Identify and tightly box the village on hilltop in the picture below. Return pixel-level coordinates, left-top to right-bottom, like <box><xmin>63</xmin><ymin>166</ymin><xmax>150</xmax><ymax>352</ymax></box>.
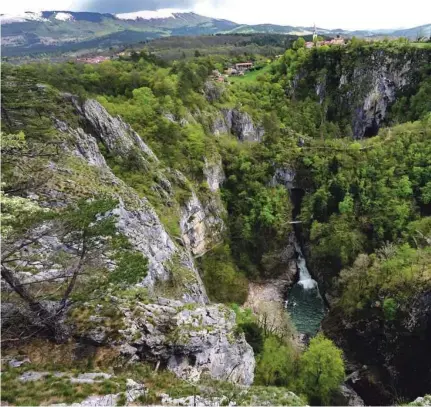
<box><xmin>305</xmin><ymin>24</ymin><xmax>346</xmax><ymax>48</ymax></box>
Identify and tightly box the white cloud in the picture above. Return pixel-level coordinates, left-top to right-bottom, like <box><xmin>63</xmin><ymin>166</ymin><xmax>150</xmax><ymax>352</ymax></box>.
<box><xmin>193</xmin><ymin>0</ymin><xmax>431</xmax><ymax>30</ymax></box>
<box><xmin>1</xmin><ymin>0</ymin><xmax>430</xmax><ymax>30</ymax></box>
<box><xmin>1</xmin><ymin>0</ymin><xmax>77</xmax><ymax>14</ymax></box>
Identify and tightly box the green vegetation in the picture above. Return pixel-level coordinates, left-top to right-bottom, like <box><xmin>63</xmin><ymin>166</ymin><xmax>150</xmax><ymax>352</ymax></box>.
<box><xmin>1</xmin><ymin>38</ymin><xmax>430</xmax><ymax>405</ymax></box>
<box><xmin>199</xmin><ymin>244</ymin><xmax>248</xmax><ymax>303</ymax></box>
<box><xmin>228</xmin><ymin>63</ymin><xmax>273</xmax><ymax>83</ymax></box>
<box><xmin>297</xmin><ymin>333</ymin><xmax>345</xmax><ymax>404</ymax></box>
<box><xmin>255</xmin><ymin>336</ymin><xmax>297</xmax><ymax>386</ymax></box>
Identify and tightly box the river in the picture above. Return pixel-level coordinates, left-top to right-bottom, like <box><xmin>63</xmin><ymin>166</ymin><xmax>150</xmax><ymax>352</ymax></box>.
<box><xmin>285</xmin><ymin>240</ymin><xmax>326</xmax><ymax>336</ymax></box>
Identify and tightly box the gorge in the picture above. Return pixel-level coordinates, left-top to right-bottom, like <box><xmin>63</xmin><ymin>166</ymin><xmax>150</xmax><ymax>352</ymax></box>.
<box><xmin>1</xmin><ymin>37</ymin><xmax>431</xmax><ymax>406</ymax></box>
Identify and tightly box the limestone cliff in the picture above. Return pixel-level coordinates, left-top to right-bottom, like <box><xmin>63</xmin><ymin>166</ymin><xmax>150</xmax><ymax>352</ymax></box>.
<box><xmin>291</xmin><ymin>47</ymin><xmax>431</xmax><ymax>138</ymax></box>
<box><xmin>1</xmin><ymin>95</ymin><xmax>256</xmax><ymax>386</ymax></box>
<box><xmin>212</xmin><ymin>108</ymin><xmax>264</xmax><ymax>142</ymax></box>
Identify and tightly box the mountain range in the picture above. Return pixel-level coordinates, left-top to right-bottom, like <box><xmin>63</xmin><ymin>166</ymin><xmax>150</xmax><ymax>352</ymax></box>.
<box><xmin>1</xmin><ymin>10</ymin><xmax>430</xmax><ymax>57</ymax></box>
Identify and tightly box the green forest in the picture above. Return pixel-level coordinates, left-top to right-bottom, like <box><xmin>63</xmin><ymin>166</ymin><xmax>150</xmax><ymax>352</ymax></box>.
<box><xmin>1</xmin><ymin>38</ymin><xmax>430</xmax><ymax>407</ymax></box>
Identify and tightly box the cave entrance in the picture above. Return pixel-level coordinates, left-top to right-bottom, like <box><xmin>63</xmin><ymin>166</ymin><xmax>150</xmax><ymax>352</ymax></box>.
<box><xmin>363</xmin><ymin>118</ymin><xmax>380</xmax><ymax>138</ymax></box>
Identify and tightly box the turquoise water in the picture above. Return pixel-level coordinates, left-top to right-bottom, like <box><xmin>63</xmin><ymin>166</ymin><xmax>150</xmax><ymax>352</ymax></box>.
<box><xmin>286</xmin><ymin>283</ymin><xmax>326</xmax><ymax>336</ymax></box>
<box><xmin>286</xmin><ymin>243</ymin><xmax>326</xmax><ymax>336</ymax></box>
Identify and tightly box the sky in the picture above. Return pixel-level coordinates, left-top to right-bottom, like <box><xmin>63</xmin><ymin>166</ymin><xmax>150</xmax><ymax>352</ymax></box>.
<box><xmin>1</xmin><ymin>0</ymin><xmax>430</xmax><ymax>30</ymax></box>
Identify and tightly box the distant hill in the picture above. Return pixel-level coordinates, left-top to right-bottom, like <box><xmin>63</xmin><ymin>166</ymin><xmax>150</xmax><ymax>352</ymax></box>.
<box><xmin>1</xmin><ymin>10</ymin><xmax>430</xmax><ymax>57</ymax></box>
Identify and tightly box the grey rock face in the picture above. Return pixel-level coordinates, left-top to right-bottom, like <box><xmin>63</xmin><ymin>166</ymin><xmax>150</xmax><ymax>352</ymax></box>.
<box><xmin>70</xmin><ymin>373</ymin><xmax>112</xmax><ymax>384</ymax></box>
<box><xmin>75</xmin><ymin>99</ymin><xmax>158</xmax><ymax>163</ymax></box>
<box><xmin>180</xmin><ymin>193</ymin><xmax>208</xmax><ymax>256</ymax></box>
<box><xmin>66</xmin><ymin>127</ymin><xmax>108</xmax><ymax>169</ymax></box>
<box><xmin>112</xmin><ymin>199</ymin><xmax>175</xmax><ymax>284</ymax></box>
<box><xmin>204</xmin><ymin>81</ymin><xmax>225</xmax><ymax>102</ymax></box>
<box><xmin>160</xmin><ymin>394</ymin><xmax>235</xmax><ymax>406</ymax></box>
<box><xmin>63</xmin><ymin>100</ymin><xmax>208</xmax><ymax>303</ymax></box>
<box><xmin>180</xmin><ymin>192</ymin><xmax>224</xmax><ymax>256</ymax></box>
<box><xmin>336</xmin><ymin>384</ymin><xmax>365</xmax><ymax>406</ymax></box>
<box><xmin>351</xmin><ymin>60</ymin><xmax>411</xmax><ymax>139</ymax></box>
<box><xmin>119</xmin><ymin>298</ymin><xmax>255</xmax><ymax>386</ymax></box>
<box><xmin>270</xmin><ymin>167</ymin><xmax>296</xmax><ymax>190</ymax></box>
<box><xmin>109</xmin><ymin>198</ymin><xmax>208</xmax><ymax>304</ymax></box>
<box><xmin>8</xmin><ymin>357</ymin><xmax>31</xmax><ymax>368</ymax></box>
<box><xmin>211</xmin><ymin>115</ymin><xmax>230</xmax><ymax>136</ymax></box>
<box><xmin>203</xmin><ymin>157</ymin><xmax>226</xmax><ymax>192</ymax></box>
<box><xmin>212</xmin><ymin>109</ymin><xmax>264</xmax><ymax>142</ymax></box>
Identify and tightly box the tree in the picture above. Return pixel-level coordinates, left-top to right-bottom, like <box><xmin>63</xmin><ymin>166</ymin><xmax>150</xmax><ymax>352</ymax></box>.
<box><xmin>1</xmin><ymin>195</ymin><xmax>123</xmax><ymax>342</ymax></box>
<box><xmin>255</xmin><ymin>336</ymin><xmax>296</xmax><ymax>386</ymax></box>
<box><xmin>298</xmin><ymin>333</ymin><xmax>345</xmax><ymax>404</ymax></box>
<box><xmin>293</xmin><ymin>37</ymin><xmax>306</xmax><ymax>50</ymax></box>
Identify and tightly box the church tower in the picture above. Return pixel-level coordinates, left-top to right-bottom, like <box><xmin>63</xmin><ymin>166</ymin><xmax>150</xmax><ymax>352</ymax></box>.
<box><xmin>313</xmin><ymin>23</ymin><xmax>318</xmax><ymax>42</ymax></box>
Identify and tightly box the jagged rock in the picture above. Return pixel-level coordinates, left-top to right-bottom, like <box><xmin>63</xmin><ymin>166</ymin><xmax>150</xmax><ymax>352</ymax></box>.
<box><xmin>110</xmin><ymin>199</ymin><xmax>207</xmax><ymax>303</ymax></box>
<box><xmin>203</xmin><ymin>157</ymin><xmax>226</xmax><ymax>192</ymax></box>
<box><xmin>20</xmin><ymin>371</ymin><xmax>67</xmax><ymax>382</ymax></box>
<box><xmin>211</xmin><ymin>115</ymin><xmax>230</xmax><ymax>136</ymax></box>
<box><xmin>164</xmin><ymin>113</ymin><xmax>176</xmax><ymax>123</ymax></box>
<box><xmin>69</xmin><ymin>127</ymin><xmax>108</xmax><ymax>168</ymax></box>
<box><xmin>212</xmin><ymin>109</ymin><xmax>264</xmax><ymax>142</ymax></box>
<box><xmin>51</xmin><ymin>394</ymin><xmax>119</xmax><ymax>407</ymax></box>
<box><xmin>411</xmin><ymin>395</ymin><xmax>431</xmax><ymax>406</ymax></box>
<box><xmin>350</xmin><ymin>62</ymin><xmax>410</xmax><ymax>139</ymax></box>
<box><xmin>118</xmin><ymin>298</ymin><xmax>255</xmax><ymax>386</ymax></box>
<box><xmin>70</xmin><ymin>373</ymin><xmax>112</xmax><ymax>384</ymax></box>
<box><xmin>204</xmin><ymin>81</ymin><xmax>225</xmax><ymax>102</ymax></box>
<box><xmin>180</xmin><ymin>193</ymin><xmax>208</xmax><ymax>255</ymax></box>
<box><xmin>334</xmin><ymin>384</ymin><xmax>365</xmax><ymax>406</ymax></box>
<box><xmin>8</xmin><ymin>357</ymin><xmax>31</xmax><ymax>368</ymax></box>
<box><xmin>160</xmin><ymin>394</ymin><xmax>234</xmax><ymax>406</ymax></box>
<box><xmin>180</xmin><ymin>192</ymin><xmax>225</xmax><ymax>256</ymax></box>
<box><xmin>73</xmin><ymin>98</ymin><xmax>158</xmax><ymax>163</ymax></box>
<box><xmin>270</xmin><ymin>168</ymin><xmax>296</xmax><ymax>190</ymax></box>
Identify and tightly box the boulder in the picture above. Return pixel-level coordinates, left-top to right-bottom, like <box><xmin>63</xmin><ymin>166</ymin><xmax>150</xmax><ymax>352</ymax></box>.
<box><xmin>118</xmin><ymin>298</ymin><xmax>255</xmax><ymax>386</ymax></box>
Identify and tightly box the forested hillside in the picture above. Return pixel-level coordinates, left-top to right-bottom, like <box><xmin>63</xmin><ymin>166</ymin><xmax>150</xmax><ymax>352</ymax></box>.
<box><xmin>1</xmin><ymin>39</ymin><xmax>430</xmax><ymax>406</ymax></box>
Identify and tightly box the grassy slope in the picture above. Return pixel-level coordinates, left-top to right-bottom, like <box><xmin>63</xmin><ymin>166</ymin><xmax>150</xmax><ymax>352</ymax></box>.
<box><xmin>228</xmin><ymin>63</ymin><xmax>273</xmax><ymax>83</ymax></box>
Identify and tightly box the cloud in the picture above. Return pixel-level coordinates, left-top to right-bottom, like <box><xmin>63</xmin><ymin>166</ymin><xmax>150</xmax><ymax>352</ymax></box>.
<box><xmin>74</xmin><ymin>0</ymin><xmax>196</xmax><ymax>13</ymax></box>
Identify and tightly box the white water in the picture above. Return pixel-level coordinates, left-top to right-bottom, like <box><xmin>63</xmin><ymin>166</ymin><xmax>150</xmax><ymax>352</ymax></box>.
<box><xmin>294</xmin><ymin>241</ymin><xmax>318</xmax><ymax>290</ymax></box>
<box><xmin>286</xmin><ymin>240</ymin><xmax>325</xmax><ymax>335</ymax></box>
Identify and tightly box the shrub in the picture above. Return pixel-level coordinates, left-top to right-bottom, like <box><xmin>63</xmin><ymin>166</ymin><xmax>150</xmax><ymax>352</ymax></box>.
<box><xmin>241</xmin><ymin>322</ymin><xmax>264</xmax><ymax>355</ymax></box>
<box><xmin>255</xmin><ymin>336</ymin><xmax>296</xmax><ymax>386</ymax></box>
<box><xmin>297</xmin><ymin>333</ymin><xmax>345</xmax><ymax>404</ymax></box>
<box><xmin>199</xmin><ymin>244</ymin><xmax>248</xmax><ymax>304</ymax></box>
<box><xmin>383</xmin><ymin>298</ymin><xmax>397</xmax><ymax>321</ymax></box>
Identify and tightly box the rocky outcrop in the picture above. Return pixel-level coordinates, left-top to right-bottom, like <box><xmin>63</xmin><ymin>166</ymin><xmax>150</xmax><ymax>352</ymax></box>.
<box><xmin>51</xmin><ymin>100</ymin><xmax>210</xmax><ymax>303</ymax></box>
<box><xmin>180</xmin><ymin>192</ymin><xmax>225</xmax><ymax>257</ymax></box>
<box><xmin>72</xmin><ymin>98</ymin><xmax>158</xmax><ymax>163</ymax></box>
<box><xmin>112</xmin><ymin>298</ymin><xmax>255</xmax><ymax>385</ymax></box>
<box><xmin>203</xmin><ymin>157</ymin><xmax>225</xmax><ymax>192</ymax></box>
<box><xmin>270</xmin><ymin>167</ymin><xmax>296</xmax><ymax>190</ymax></box>
<box><xmin>212</xmin><ymin>109</ymin><xmax>264</xmax><ymax>142</ymax></box>
<box><xmin>350</xmin><ymin>59</ymin><xmax>412</xmax><ymax>138</ymax></box>
<box><xmin>293</xmin><ymin>48</ymin><xmax>431</xmax><ymax>138</ymax></box>
<box><xmin>333</xmin><ymin>384</ymin><xmax>365</xmax><ymax>406</ymax></box>
<box><xmin>204</xmin><ymin>81</ymin><xmax>225</xmax><ymax>103</ymax></box>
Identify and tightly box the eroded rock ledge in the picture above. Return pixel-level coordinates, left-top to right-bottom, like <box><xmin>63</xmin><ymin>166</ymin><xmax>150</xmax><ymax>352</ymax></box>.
<box><xmin>84</xmin><ymin>298</ymin><xmax>255</xmax><ymax>386</ymax></box>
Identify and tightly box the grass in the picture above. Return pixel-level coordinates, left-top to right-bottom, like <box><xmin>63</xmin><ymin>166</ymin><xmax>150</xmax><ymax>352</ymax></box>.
<box><xmin>228</xmin><ymin>64</ymin><xmax>273</xmax><ymax>83</ymax></box>
<box><xmin>1</xmin><ymin>339</ymin><xmax>308</xmax><ymax>406</ymax></box>
<box><xmin>0</xmin><ymin>365</ymin><xmax>125</xmax><ymax>406</ymax></box>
